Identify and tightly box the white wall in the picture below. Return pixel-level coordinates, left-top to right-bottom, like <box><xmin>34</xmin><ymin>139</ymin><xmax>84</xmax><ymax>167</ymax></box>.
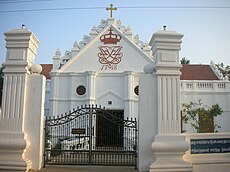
<box><xmin>138</xmin><ymin>73</ymin><xmax>157</xmax><ymax>172</ymax></box>
<box><xmin>24</xmin><ymin>74</ymin><xmax>46</xmax><ymax>170</ymax></box>
<box><xmin>181</xmin><ymin>80</ymin><xmax>230</xmax><ymax>132</ymax></box>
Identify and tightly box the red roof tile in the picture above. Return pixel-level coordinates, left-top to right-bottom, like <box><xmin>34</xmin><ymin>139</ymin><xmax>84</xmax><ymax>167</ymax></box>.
<box><xmin>40</xmin><ymin>64</ymin><xmax>53</xmax><ymax>79</ymax></box>
<box><xmin>40</xmin><ymin>64</ymin><xmax>219</xmax><ymax>80</ymax></box>
<box><xmin>180</xmin><ymin>64</ymin><xmax>219</xmax><ymax>80</ymax></box>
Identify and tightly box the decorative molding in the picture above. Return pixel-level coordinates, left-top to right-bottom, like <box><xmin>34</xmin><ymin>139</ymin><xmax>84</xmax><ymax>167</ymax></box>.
<box><xmin>97</xmin><ymin>90</ymin><xmax>123</xmax><ymax>101</ymax></box>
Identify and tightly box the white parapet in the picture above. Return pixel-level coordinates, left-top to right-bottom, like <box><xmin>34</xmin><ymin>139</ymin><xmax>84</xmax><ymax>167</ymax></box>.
<box><xmin>180</xmin><ymin>80</ymin><xmax>230</xmax><ymax>92</ymax></box>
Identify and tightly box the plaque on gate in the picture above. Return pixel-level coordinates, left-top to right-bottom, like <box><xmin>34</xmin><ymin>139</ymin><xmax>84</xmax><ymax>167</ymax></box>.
<box><xmin>71</xmin><ymin>128</ymin><xmax>86</xmax><ymax>134</ymax></box>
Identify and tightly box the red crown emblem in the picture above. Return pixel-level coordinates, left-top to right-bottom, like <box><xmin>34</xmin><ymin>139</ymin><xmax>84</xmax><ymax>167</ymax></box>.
<box><xmin>100</xmin><ymin>28</ymin><xmax>121</xmax><ymax>44</ymax></box>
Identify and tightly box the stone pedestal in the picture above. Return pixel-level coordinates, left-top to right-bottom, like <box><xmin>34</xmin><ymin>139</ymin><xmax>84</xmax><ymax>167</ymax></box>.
<box><xmin>150</xmin><ymin>134</ymin><xmax>192</xmax><ymax>172</ymax></box>
<box><xmin>0</xmin><ymin>27</ymin><xmax>41</xmax><ymax>172</ymax></box>
<box><xmin>0</xmin><ymin>132</ymin><xmax>28</xmax><ymax>172</ymax></box>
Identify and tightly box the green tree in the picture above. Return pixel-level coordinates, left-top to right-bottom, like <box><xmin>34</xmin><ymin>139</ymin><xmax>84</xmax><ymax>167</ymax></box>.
<box><xmin>180</xmin><ymin>57</ymin><xmax>190</xmax><ymax>64</ymax></box>
<box><xmin>216</xmin><ymin>62</ymin><xmax>230</xmax><ymax>81</ymax></box>
<box><xmin>181</xmin><ymin>99</ymin><xmax>223</xmax><ymax>133</ymax></box>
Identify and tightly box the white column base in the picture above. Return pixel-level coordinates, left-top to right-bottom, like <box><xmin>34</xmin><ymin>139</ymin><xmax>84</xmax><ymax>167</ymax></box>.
<box><xmin>0</xmin><ymin>161</ymin><xmax>28</xmax><ymax>172</ymax></box>
<box><xmin>150</xmin><ymin>134</ymin><xmax>193</xmax><ymax>172</ymax></box>
<box><xmin>0</xmin><ymin>131</ymin><xmax>31</xmax><ymax>172</ymax></box>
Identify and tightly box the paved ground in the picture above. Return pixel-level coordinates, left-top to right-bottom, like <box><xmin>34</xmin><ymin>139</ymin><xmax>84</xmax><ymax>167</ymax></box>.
<box><xmin>37</xmin><ymin>165</ymin><xmax>138</xmax><ymax>172</ymax></box>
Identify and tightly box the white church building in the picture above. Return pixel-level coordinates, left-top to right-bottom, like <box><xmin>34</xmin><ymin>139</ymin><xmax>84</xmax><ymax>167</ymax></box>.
<box><xmin>41</xmin><ymin>17</ymin><xmax>230</xmax><ymax>133</ymax></box>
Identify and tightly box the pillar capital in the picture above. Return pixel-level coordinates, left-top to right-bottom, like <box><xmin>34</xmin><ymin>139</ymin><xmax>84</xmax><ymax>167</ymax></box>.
<box><xmin>150</xmin><ymin>30</ymin><xmax>183</xmax><ymax>52</ymax></box>
<box><xmin>4</xmin><ymin>27</ymin><xmax>40</xmax><ymax>73</ymax></box>
<box><xmin>150</xmin><ymin>29</ymin><xmax>183</xmax><ymax>68</ymax></box>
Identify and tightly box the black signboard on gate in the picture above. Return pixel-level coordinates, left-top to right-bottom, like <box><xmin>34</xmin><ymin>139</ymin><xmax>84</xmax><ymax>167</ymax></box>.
<box><xmin>71</xmin><ymin>128</ymin><xmax>86</xmax><ymax>135</ymax></box>
<box><xmin>190</xmin><ymin>138</ymin><xmax>230</xmax><ymax>154</ymax></box>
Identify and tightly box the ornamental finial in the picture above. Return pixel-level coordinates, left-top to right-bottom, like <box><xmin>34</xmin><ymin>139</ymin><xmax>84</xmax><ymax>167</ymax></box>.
<box><xmin>106</xmin><ymin>4</ymin><xmax>117</xmax><ymax>18</ymax></box>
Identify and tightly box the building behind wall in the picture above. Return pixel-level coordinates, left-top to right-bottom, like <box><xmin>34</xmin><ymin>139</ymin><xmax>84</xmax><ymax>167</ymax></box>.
<box><xmin>180</xmin><ymin>63</ymin><xmax>230</xmax><ymax>132</ymax></box>
<box><xmin>40</xmin><ymin>17</ymin><xmax>230</xmax><ymax>133</ymax></box>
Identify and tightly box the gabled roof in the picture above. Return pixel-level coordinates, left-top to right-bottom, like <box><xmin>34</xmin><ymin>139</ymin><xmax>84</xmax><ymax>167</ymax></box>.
<box><xmin>51</xmin><ymin>18</ymin><xmax>154</xmax><ymax>72</ymax></box>
<box><xmin>180</xmin><ymin>64</ymin><xmax>219</xmax><ymax>80</ymax></box>
<box><xmin>41</xmin><ymin>64</ymin><xmax>220</xmax><ymax>81</ymax></box>
<box><xmin>40</xmin><ymin>64</ymin><xmax>52</xmax><ymax>79</ymax></box>
<box><xmin>58</xmin><ymin>24</ymin><xmax>153</xmax><ymax>72</ymax></box>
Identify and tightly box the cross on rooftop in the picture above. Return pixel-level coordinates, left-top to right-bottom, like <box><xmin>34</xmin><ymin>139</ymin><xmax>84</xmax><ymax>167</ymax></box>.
<box><xmin>106</xmin><ymin>4</ymin><xmax>117</xmax><ymax>18</ymax></box>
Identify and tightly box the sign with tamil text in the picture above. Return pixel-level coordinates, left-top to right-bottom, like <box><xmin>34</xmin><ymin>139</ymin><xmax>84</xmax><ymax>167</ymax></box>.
<box><xmin>190</xmin><ymin>138</ymin><xmax>230</xmax><ymax>154</ymax></box>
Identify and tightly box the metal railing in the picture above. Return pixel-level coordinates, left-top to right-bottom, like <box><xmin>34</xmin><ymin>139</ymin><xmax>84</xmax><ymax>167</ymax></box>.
<box><xmin>44</xmin><ymin>104</ymin><xmax>138</xmax><ymax>167</ymax></box>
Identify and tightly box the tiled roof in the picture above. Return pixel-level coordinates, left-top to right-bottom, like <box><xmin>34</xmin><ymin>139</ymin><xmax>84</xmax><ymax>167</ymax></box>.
<box><xmin>180</xmin><ymin>64</ymin><xmax>219</xmax><ymax>80</ymax></box>
<box><xmin>40</xmin><ymin>64</ymin><xmax>53</xmax><ymax>79</ymax></box>
<box><xmin>40</xmin><ymin>64</ymin><xmax>219</xmax><ymax>80</ymax></box>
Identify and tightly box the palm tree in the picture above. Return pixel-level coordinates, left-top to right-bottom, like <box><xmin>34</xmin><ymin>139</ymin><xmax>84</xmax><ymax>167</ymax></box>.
<box><xmin>180</xmin><ymin>57</ymin><xmax>190</xmax><ymax>64</ymax></box>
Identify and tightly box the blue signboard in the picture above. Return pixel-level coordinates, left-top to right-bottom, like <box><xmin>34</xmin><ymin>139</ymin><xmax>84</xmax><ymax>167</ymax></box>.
<box><xmin>190</xmin><ymin>138</ymin><xmax>230</xmax><ymax>154</ymax></box>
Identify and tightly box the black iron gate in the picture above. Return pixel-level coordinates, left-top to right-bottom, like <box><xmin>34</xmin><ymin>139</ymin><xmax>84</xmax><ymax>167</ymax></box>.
<box><xmin>44</xmin><ymin>105</ymin><xmax>138</xmax><ymax>166</ymax></box>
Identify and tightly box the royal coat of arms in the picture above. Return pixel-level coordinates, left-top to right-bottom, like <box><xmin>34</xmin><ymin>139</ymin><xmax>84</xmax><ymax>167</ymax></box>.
<box><xmin>98</xmin><ymin>28</ymin><xmax>123</xmax><ymax>70</ymax></box>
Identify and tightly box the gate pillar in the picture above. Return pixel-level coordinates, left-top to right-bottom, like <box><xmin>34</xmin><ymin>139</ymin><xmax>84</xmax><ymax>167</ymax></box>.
<box><xmin>138</xmin><ymin>28</ymin><xmax>193</xmax><ymax>172</ymax></box>
<box><xmin>0</xmin><ymin>27</ymin><xmax>45</xmax><ymax>171</ymax></box>
<box><xmin>149</xmin><ymin>29</ymin><xmax>192</xmax><ymax>172</ymax></box>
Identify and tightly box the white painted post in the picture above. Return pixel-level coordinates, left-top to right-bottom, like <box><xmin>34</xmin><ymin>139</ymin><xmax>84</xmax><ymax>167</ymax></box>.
<box><xmin>0</xmin><ymin>27</ymin><xmax>45</xmax><ymax>171</ymax></box>
<box><xmin>148</xmin><ymin>29</ymin><xmax>192</xmax><ymax>172</ymax></box>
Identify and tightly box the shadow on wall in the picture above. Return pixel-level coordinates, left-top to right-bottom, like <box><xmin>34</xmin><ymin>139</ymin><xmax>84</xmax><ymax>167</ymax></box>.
<box><xmin>0</xmin><ymin>64</ymin><xmax>4</xmax><ymax>107</ymax></box>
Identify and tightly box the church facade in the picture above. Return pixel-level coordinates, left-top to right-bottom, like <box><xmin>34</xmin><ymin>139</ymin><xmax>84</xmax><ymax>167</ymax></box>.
<box><xmin>41</xmin><ymin>18</ymin><xmax>230</xmax><ymax>133</ymax></box>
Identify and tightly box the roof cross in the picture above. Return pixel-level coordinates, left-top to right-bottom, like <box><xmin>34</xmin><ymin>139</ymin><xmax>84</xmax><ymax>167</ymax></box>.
<box><xmin>106</xmin><ymin>4</ymin><xmax>117</xmax><ymax>18</ymax></box>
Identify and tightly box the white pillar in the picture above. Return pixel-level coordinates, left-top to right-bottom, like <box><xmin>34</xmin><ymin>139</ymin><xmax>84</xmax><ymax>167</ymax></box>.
<box><xmin>86</xmin><ymin>71</ymin><xmax>96</xmax><ymax>105</ymax></box>
<box><xmin>124</xmin><ymin>71</ymin><xmax>134</xmax><ymax>118</ymax></box>
<box><xmin>149</xmin><ymin>29</ymin><xmax>192</xmax><ymax>172</ymax></box>
<box><xmin>69</xmin><ymin>73</ymin><xmax>76</xmax><ymax>109</ymax></box>
<box><xmin>49</xmin><ymin>72</ymin><xmax>60</xmax><ymax>116</ymax></box>
<box><xmin>0</xmin><ymin>28</ymin><xmax>40</xmax><ymax>171</ymax></box>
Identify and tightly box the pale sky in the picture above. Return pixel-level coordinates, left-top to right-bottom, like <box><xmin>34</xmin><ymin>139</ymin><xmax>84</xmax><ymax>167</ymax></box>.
<box><xmin>0</xmin><ymin>0</ymin><xmax>230</xmax><ymax>66</ymax></box>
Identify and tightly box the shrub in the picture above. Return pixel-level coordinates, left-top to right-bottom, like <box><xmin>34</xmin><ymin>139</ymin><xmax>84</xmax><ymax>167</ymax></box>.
<box><xmin>181</xmin><ymin>99</ymin><xmax>223</xmax><ymax>133</ymax></box>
